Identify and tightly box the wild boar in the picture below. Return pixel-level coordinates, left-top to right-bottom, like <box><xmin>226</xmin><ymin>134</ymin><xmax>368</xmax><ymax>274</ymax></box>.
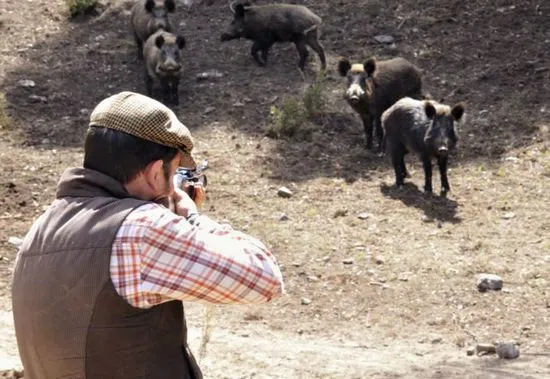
<box><xmin>381</xmin><ymin>97</ymin><xmax>465</xmax><ymax>196</ymax></box>
<box><xmin>220</xmin><ymin>2</ymin><xmax>326</xmax><ymax>71</ymax></box>
<box><xmin>338</xmin><ymin>57</ymin><xmax>422</xmax><ymax>151</ymax></box>
<box><xmin>131</xmin><ymin>0</ymin><xmax>175</xmax><ymax>58</ymax></box>
<box><xmin>143</xmin><ymin>30</ymin><xmax>186</xmax><ymax>105</ymax></box>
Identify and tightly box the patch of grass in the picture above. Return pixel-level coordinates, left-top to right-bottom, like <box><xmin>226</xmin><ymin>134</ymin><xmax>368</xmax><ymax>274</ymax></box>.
<box><xmin>0</xmin><ymin>93</ymin><xmax>10</xmax><ymax>130</ymax></box>
<box><xmin>267</xmin><ymin>97</ymin><xmax>306</xmax><ymax>139</ymax></box>
<box><xmin>267</xmin><ymin>73</ymin><xmax>327</xmax><ymax>139</ymax></box>
<box><xmin>303</xmin><ymin>71</ymin><xmax>327</xmax><ymax>119</ymax></box>
<box><xmin>64</xmin><ymin>0</ymin><xmax>99</xmax><ymax>18</ymax></box>
<box><xmin>198</xmin><ymin>304</ymin><xmax>217</xmax><ymax>363</ymax></box>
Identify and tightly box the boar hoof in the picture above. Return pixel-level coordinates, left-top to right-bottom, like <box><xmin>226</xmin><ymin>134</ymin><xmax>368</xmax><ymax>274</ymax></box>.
<box><xmin>440</xmin><ymin>188</ymin><xmax>449</xmax><ymax>197</ymax></box>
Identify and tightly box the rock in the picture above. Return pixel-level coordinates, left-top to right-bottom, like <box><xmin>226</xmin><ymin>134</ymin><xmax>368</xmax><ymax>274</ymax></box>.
<box><xmin>301</xmin><ymin>297</ymin><xmax>311</xmax><ymax>305</ymax></box>
<box><xmin>421</xmin><ymin>215</ymin><xmax>434</xmax><ymax>223</ymax></box>
<box><xmin>278</xmin><ymin>213</ymin><xmax>289</xmax><ymax>221</ymax></box>
<box><xmin>431</xmin><ymin>337</ymin><xmax>443</xmax><ymax>344</ymax></box>
<box><xmin>233</xmin><ymin>101</ymin><xmax>244</xmax><ymax>107</ymax></box>
<box><xmin>29</xmin><ymin>94</ymin><xmax>47</xmax><ymax>103</ymax></box>
<box><xmin>357</xmin><ymin>212</ymin><xmax>370</xmax><ymax>220</ymax></box>
<box><xmin>374</xmin><ymin>255</ymin><xmax>384</xmax><ymax>264</ymax></box>
<box><xmin>277</xmin><ymin>187</ymin><xmax>293</xmax><ymax>198</ymax></box>
<box><xmin>80</xmin><ymin>108</ymin><xmax>90</xmax><ymax>115</ymax></box>
<box><xmin>477</xmin><ymin>273</ymin><xmax>503</xmax><ymax>292</ymax></box>
<box><xmin>374</xmin><ymin>35</ymin><xmax>395</xmax><ymax>44</ymax></box>
<box><xmin>496</xmin><ymin>343</ymin><xmax>520</xmax><ymax>359</ymax></box>
<box><xmin>476</xmin><ymin>343</ymin><xmax>496</xmax><ymax>355</ymax></box>
<box><xmin>41</xmin><ymin>138</ymin><xmax>51</xmax><ymax>145</ymax></box>
<box><xmin>466</xmin><ymin>346</ymin><xmax>476</xmax><ymax>356</ymax></box>
<box><xmin>18</xmin><ymin>79</ymin><xmax>36</xmax><ymax>87</ymax></box>
<box><xmin>204</xmin><ymin>106</ymin><xmax>215</xmax><ymax>115</ymax></box>
<box><xmin>342</xmin><ymin>258</ymin><xmax>354</xmax><ymax>265</ymax></box>
<box><xmin>8</xmin><ymin>236</ymin><xmax>24</xmax><ymax>247</ymax></box>
<box><xmin>196</xmin><ymin>70</ymin><xmax>224</xmax><ymax>81</ymax></box>
<box><xmin>502</xmin><ymin>212</ymin><xmax>516</xmax><ymax>219</ymax></box>
<box><xmin>333</xmin><ymin>209</ymin><xmax>348</xmax><ymax>218</ymax></box>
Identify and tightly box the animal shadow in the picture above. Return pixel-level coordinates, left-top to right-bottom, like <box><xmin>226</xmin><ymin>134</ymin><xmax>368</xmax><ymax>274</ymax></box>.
<box><xmin>380</xmin><ymin>182</ymin><xmax>462</xmax><ymax>224</ymax></box>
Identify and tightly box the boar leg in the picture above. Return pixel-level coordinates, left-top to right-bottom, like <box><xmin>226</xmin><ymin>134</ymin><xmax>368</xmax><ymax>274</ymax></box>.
<box><xmin>391</xmin><ymin>143</ymin><xmax>407</xmax><ymax>189</ymax></box>
<box><xmin>304</xmin><ymin>31</ymin><xmax>326</xmax><ymax>70</ymax></box>
<box><xmin>437</xmin><ymin>155</ymin><xmax>450</xmax><ymax>196</ymax></box>
<box><xmin>160</xmin><ymin>78</ymin><xmax>171</xmax><ymax>104</ymax></box>
<box><xmin>145</xmin><ymin>70</ymin><xmax>154</xmax><ymax>98</ymax></box>
<box><xmin>422</xmin><ymin>155</ymin><xmax>433</xmax><ymax>193</ymax></box>
<box><xmin>134</xmin><ymin>32</ymin><xmax>143</xmax><ymax>60</ymax></box>
<box><xmin>170</xmin><ymin>77</ymin><xmax>180</xmax><ymax>105</ymax></box>
<box><xmin>373</xmin><ymin>117</ymin><xmax>384</xmax><ymax>153</ymax></box>
<box><xmin>250</xmin><ymin>41</ymin><xmax>266</xmax><ymax>66</ymax></box>
<box><xmin>294</xmin><ymin>38</ymin><xmax>309</xmax><ymax>71</ymax></box>
<box><xmin>360</xmin><ymin>113</ymin><xmax>373</xmax><ymax>149</ymax></box>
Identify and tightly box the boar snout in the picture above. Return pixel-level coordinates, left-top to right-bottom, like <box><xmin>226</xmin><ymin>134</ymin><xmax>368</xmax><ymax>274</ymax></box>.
<box><xmin>346</xmin><ymin>84</ymin><xmax>365</xmax><ymax>103</ymax></box>
<box><xmin>437</xmin><ymin>146</ymin><xmax>449</xmax><ymax>156</ymax></box>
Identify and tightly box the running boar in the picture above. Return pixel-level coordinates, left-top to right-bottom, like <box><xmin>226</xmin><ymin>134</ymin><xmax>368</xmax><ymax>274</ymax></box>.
<box><xmin>143</xmin><ymin>30</ymin><xmax>186</xmax><ymax>105</ymax></box>
<box><xmin>220</xmin><ymin>2</ymin><xmax>326</xmax><ymax>71</ymax></box>
<box><xmin>131</xmin><ymin>0</ymin><xmax>175</xmax><ymax>58</ymax></box>
<box><xmin>382</xmin><ymin>97</ymin><xmax>465</xmax><ymax>196</ymax></box>
<box><xmin>338</xmin><ymin>57</ymin><xmax>422</xmax><ymax>151</ymax></box>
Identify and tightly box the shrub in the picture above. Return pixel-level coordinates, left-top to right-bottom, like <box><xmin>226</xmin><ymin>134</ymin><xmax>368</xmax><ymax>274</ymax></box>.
<box><xmin>267</xmin><ymin>73</ymin><xmax>327</xmax><ymax>139</ymax></box>
<box><xmin>0</xmin><ymin>93</ymin><xmax>10</xmax><ymax>130</ymax></box>
<box><xmin>303</xmin><ymin>71</ymin><xmax>326</xmax><ymax>119</ymax></box>
<box><xmin>65</xmin><ymin>0</ymin><xmax>99</xmax><ymax>18</ymax></box>
<box><xmin>267</xmin><ymin>97</ymin><xmax>306</xmax><ymax>139</ymax></box>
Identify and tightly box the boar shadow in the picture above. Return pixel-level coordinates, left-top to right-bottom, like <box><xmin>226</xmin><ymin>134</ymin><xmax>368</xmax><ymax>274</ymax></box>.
<box><xmin>380</xmin><ymin>183</ymin><xmax>462</xmax><ymax>224</ymax></box>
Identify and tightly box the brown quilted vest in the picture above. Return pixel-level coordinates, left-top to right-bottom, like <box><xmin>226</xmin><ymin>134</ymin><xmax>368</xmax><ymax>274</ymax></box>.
<box><xmin>11</xmin><ymin>168</ymin><xmax>202</xmax><ymax>379</ymax></box>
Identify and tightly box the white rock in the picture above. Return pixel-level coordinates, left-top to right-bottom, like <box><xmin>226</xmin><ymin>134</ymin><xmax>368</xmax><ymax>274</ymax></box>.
<box><xmin>8</xmin><ymin>236</ymin><xmax>24</xmax><ymax>247</ymax></box>
<box><xmin>374</xmin><ymin>35</ymin><xmax>395</xmax><ymax>44</ymax></box>
<box><xmin>477</xmin><ymin>273</ymin><xmax>503</xmax><ymax>292</ymax></box>
<box><xmin>277</xmin><ymin>187</ymin><xmax>293</xmax><ymax>198</ymax></box>
<box><xmin>18</xmin><ymin>79</ymin><xmax>36</xmax><ymax>88</ymax></box>
<box><xmin>502</xmin><ymin>212</ymin><xmax>516</xmax><ymax>219</ymax></box>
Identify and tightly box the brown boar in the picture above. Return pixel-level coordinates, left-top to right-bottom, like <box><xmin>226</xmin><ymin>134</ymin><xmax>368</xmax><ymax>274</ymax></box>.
<box><xmin>131</xmin><ymin>0</ymin><xmax>175</xmax><ymax>58</ymax></box>
<box><xmin>220</xmin><ymin>2</ymin><xmax>326</xmax><ymax>71</ymax></box>
<box><xmin>143</xmin><ymin>30</ymin><xmax>186</xmax><ymax>105</ymax></box>
<box><xmin>338</xmin><ymin>57</ymin><xmax>422</xmax><ymax>151</ymax></box>
<box><xmin>382</xmin><ymin>97</ymin><xmax>465</xmax><ymax>196</ymax></box>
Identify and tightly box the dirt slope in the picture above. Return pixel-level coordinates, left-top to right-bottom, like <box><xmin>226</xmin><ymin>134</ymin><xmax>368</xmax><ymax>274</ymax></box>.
<box><xmin>0</xmin><ymin>0</ymin><xmax>549</xmax><ymax>378</ymax></box>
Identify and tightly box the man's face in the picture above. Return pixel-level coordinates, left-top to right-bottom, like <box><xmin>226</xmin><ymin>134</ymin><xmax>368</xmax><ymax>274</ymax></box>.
<box><xmin>159</xmin><ymin>153</ymin><xmax>182</xmax><ymax>198</ymax></box>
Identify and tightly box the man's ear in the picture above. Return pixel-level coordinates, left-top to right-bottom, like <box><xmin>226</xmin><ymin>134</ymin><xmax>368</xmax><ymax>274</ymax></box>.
<box><xmin>144</xmin><ymin>159</ymin><xmax>165</xmax><ymax>192</ymax></box>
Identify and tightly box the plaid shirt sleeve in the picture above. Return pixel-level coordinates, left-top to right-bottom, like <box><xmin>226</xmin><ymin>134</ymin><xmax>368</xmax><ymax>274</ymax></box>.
<box><xmin>110</xmin><ymin>203</ymin><xmax>284</xmax><ymax>309</ymax></box>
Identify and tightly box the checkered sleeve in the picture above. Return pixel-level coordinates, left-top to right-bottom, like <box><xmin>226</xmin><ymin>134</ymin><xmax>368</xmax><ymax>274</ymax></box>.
<box><xmin>111</xmin><ymin>203</ymin><xmax>284</xmax><ymax>308</ymax></box>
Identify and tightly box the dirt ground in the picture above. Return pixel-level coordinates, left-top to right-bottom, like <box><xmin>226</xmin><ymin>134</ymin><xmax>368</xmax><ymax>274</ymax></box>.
<box><xmin>0</xmin><ymin>0</ymin><xmax>549</xmax><ymax>377</ymax></box>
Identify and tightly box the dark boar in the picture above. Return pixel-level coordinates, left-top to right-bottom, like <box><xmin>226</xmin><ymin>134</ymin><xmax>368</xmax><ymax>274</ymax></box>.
<box><xmin>131</xmin><ymin>0</ymin><xmax>175</xmax><ymax>58</ymax></box>
<box><xmin>220</xmin><ymin>2</ymin><xmax>326</xmax><ymax>71</ymax></box>
<box><xmin>382</xmin><ymin>97</ymin><xmax>465</xmax><ymax>196</ymax></box>
<box><xmin>338</xmin><ymin>57</ymin><xmax>422</xmax><ymax>151</ymax></box>
<box><xmin>143</xmin><ymin>30</ymin><xmax>186</xmax><ymax>105</ymax></box>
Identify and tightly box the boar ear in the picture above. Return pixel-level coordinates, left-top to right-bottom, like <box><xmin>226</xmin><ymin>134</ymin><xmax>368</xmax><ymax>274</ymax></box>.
<box><xmin>337</xmin><ymin>58</ymin><xmax>351</xmax><ymax>77</ymax></box>
<box><xmin>145</xmin><ymin>0</ymin><xmax>155</xmax><ymax>13</ymax></box>
<box><xmin>155</xmin><ymin>35</ymin><xmax>165</xmax><ymax>49</ymax></box>
<box><xmin>364</xmin><ymin>57</ymin><xmax>377</xmax><ymax>77</ymax></box>
<box><xmin>235</xmin><ymin>4</ymin><xmax>245</xmax><ymax>18</ymax></box>
<box><xmin>165</xmin><ymin>0</ymin><xmax>176</xmax><ymax>13</ymax></box>
<box><xmin>424</xmin><ymin>102</ymin><xmax>436</xmax><ymax>119</ymax></box>
<box><xmin>176</xmin><ymin>35</ymin><xmax>186</xmax><ymax>49</ymax></box>
<box><xmin>451</xmin><ymin>103</ymin><xmax>465</xmax><ymax>121</ymax></box>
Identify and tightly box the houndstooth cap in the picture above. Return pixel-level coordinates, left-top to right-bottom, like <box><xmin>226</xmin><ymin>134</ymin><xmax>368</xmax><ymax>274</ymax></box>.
<box><xmin>89</xmin><ymin>91</ymin><xmax>196</xmax><ymax>168</ymax></box>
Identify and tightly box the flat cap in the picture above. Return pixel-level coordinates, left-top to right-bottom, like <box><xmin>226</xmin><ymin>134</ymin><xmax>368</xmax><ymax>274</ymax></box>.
<box><xmin>89</xmin><ymin>91</ymin><xmax>196</xmax><ymax>168</ymax></box>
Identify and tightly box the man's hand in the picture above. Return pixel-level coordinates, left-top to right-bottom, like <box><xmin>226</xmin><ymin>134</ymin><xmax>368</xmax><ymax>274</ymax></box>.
<box><xmin>172</xmin><ymin>182</ymin><xmax>205</xmax><ymax>218</ymax></box>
